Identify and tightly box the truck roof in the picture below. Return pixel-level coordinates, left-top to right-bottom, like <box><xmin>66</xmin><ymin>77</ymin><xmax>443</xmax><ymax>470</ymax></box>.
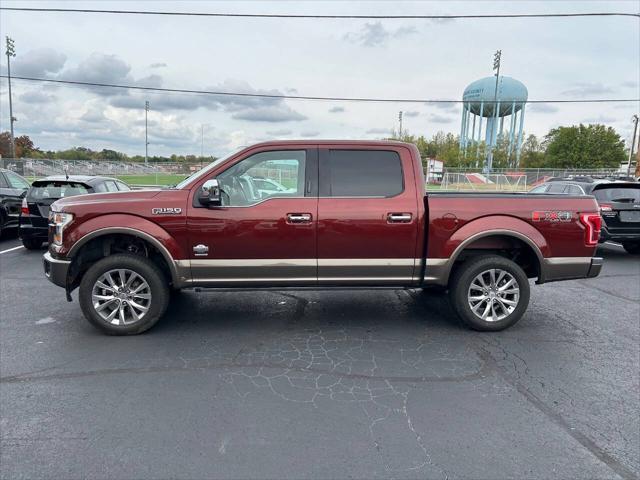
<box><xmin>245</xmin><ymin>139</ymin><xmax>416</xmax><ymax>148</ymax></box>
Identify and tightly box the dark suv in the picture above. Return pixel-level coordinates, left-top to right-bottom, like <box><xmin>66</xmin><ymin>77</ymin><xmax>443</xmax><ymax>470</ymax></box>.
<box><xmin>530</xmin><ymin>178</ymin><xmax>640</xmax><ymax>254</ymax></box>
<box><xmin>19</xmin><ymin>175</ymin><xmax>131</xmax><ymax>249</ymax></box>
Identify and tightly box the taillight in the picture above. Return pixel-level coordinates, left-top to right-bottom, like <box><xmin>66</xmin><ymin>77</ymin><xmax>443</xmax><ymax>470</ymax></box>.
<box><xmin>599</xmin><ymin>203</ymin><xmax>612</xmax><ymax>212</ymax></box>
<box><xmin>579</xmin><ymin>213</ymin><xmax>602</xmax><ymax>247</ymax></box>
<box><xmin>21</xmin><ymin>197</ymin><xmax>29</xmax><ymax>216</ymax></box>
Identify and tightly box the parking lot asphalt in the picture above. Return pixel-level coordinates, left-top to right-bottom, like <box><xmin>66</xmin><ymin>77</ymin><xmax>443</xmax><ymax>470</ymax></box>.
<box><xmin>0</xmin><ymin>235</ymin><xmax>638</xmax><ymax>480</ymax></box>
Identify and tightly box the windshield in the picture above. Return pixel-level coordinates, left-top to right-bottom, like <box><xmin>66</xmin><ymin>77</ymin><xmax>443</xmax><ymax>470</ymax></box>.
<box><xmin>174</xmin><ymin>147</ymin><xmax>244</xmax><ymax>189</ymax></box>
<box><xmin>593</xmin><ymin>186</ymin><xmax>640</xmax><ymax>203</ymax></box>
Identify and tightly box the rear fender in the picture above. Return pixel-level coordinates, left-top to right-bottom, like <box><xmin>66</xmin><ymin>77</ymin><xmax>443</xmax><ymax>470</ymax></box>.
<box><xmin>426</xmin><ymin>215</ymin><xmax>547</xmax><ymax>285</ymax></box>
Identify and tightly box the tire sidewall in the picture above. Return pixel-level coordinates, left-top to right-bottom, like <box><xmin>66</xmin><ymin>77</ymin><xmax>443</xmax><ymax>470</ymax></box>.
<box><xmin>451</xmin><ymin>256</ymin><xmax>530</xmax><ymax>331</ymax></box>
<box><xmin>79</xmin><ymin>254</ymin><xmax>169</xmax><ymax>335</ymax></box>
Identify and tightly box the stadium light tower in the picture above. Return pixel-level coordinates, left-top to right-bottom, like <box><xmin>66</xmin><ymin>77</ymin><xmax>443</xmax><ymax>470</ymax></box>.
<box><xmin>144</xmin><ymin>101</ymin><xmax>150</xmax><ymax>165</ymax></box>
<box><xmin>485</xmin><ymin>50</ymin><xmax>502</xmax><ymax>173</ymax></box>
<box><xmin>5</xmin><ymin>36</ymin><xmax>17</xmax><ymax>159</ymax></box>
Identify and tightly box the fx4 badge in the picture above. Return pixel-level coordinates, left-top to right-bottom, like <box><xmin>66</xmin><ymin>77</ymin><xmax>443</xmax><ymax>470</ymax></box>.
<box><xmin>152</xmin><ymin>207</ymin><xmax>182</xmax><ymax>215</ymax></box>
<box><xmin>532</xmin><ymin>211</ymin><xmax>572</xmax><ymax>222</ymax></box>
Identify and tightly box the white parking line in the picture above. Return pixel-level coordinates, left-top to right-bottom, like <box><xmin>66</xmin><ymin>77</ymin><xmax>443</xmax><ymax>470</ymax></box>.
<box><xmin>0</xmin><ymin>245</ymin><xmax>24</xmax><ymax>255</ymax></box>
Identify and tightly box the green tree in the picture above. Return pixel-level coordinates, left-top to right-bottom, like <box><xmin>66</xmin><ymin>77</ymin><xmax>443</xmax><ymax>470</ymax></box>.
<box><xmin>518</xmin><ymin>134</ymin><xmax>546</xmax><ymax>168</ymax></box>
<box><xmin>543</xmin><ymin>124</ymin><xmax>626</xmax><ymax>169</ymax></box>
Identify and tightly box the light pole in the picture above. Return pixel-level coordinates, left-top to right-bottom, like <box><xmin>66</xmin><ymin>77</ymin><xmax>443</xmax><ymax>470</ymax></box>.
<box><xmin>485</xmin><ymin>50</ymin><xmax>501</xmax><ymax>173</ymax></box>
<box><xmin>5</xmin><ymin>36</ymin><xmax>17</xmax><ymax>159</ymax></box>
<box><xmin>628</xmin><ymin>114</ymin><xmax>639</xmax><ymax>177</ymax></box>
<box><xmin>398</xmin><ymin>111</ymin><xmax>403</xmax><ymax>138</ymax></box>
<box><xmin>144</xmin><ymin>101</ymin><xmax>149</xmax><ymax>164</ymax></box>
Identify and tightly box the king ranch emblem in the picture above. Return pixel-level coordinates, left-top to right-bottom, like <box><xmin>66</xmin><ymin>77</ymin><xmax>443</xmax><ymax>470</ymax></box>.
<box><xmin>531</xmin><ymin>211</ymin><xmax>572</xmax><ymax>222</ymax></box>
<box><xmin>152</xmin><ymin>207</ymin><xmax>182</xmax><ymax>215</ymax></box>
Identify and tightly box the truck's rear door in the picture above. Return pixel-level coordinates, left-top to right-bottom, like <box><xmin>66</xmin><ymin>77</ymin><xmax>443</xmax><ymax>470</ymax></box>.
<box><xmin>317</xmin><ymin>146</ymin><xmax>420</xmax><ymax>285</ymax></box>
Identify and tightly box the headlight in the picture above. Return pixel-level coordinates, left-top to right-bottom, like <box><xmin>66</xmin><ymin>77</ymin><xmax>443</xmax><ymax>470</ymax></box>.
<box><xmin>48</xmin><ymin>211</ymin><xmax>74</xmax><ymax>245</ymax></box>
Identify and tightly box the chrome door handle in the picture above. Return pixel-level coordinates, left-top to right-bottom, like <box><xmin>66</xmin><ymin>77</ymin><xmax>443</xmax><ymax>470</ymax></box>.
<box><xmin>287</xmin><ymin>213</ymin><xmax>312</xmax><ymax>224</ymax></box>
<box><xmin>387</xmin><ymin>213</ymin><xmax>413</xmax><ymax>223</ymax></box>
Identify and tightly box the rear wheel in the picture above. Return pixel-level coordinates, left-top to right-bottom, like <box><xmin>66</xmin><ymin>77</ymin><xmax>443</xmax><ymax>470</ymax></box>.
<box><xmin>622</xmin><ymin>242</ymin><xmax>640</xmax><ymax>254</ymax></box>
<box><xmin>449</xmin><ymin>255</ymin><xmax>530</xmax><ymax>331</ymax></box>
<box><xmin>78</xmin><ymin>254</ymin><xmax>169</xmax><ymax>335</ymax></box>
<box><xmin>21</xmin><ymin>237</ymin><xmax>43</xmax><ymax>250</ymax></box>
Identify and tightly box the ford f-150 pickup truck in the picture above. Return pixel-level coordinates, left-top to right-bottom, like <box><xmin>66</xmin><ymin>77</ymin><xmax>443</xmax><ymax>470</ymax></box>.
<box><xmin>43</xmin><ymin>140</ymin><xmax>603</xmax><ymax>335</ymax></box>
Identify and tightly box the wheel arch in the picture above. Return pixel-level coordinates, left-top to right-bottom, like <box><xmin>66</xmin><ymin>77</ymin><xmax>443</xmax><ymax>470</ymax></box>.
<box><xmin>68</xmin><ymin>227</ymin><xmax>187</xmax><ymax>288</ymax></box>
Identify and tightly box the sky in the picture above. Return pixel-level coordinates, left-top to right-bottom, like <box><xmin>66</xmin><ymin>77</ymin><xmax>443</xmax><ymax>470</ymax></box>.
<box><xmin>0</xmin><ymin>0</ymin><xmax>639</xmax><ymax>157</ymax></box>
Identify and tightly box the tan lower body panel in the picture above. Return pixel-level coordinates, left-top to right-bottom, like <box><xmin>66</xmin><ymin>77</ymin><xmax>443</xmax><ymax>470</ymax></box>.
<box><xmin>179</xmin><ymin>258</ymin><xmax>420</xmax><ymax>286</ymax></box>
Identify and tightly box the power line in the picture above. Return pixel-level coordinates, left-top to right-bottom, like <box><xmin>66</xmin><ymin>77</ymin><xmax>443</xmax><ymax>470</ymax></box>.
<box><xmin>1</xmin><ymin>75</ymin><xmax>638</xmax><ymax>104</ymax></box>
<box><xmin>1</xmin><ymin>7</ymin><xmax>638</xmax><ymax>19</ymax></box>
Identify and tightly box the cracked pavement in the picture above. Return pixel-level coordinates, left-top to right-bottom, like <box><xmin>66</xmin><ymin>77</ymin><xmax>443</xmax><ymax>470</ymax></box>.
<box><xmin>1</xmin><ymin>238</ymin><xmax>638</xmax><ymax>479</ymax></box>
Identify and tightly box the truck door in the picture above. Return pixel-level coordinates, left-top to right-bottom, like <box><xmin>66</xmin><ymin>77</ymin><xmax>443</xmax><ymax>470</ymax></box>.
<box><xmin>317</xmin><ymin>147</ymin><xmax>420</xmax><ymax>285</ymax></box>
<box><xmin>187</xmin><ymin>148</ymin><xmax>318</xmax><ymax>286</ymax></box>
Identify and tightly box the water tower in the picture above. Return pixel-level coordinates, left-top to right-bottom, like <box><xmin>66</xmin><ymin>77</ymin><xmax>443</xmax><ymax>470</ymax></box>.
<box><xmin>460</xmin><ymin>74</ymin><xmax>528</xmax><ymax>170</ymax></box>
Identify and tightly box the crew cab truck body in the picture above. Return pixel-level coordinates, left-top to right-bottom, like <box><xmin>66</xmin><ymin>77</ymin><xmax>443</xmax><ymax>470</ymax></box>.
<box><xmin>43</xmin><ymin>140</ymin><xmax>603</xmax><ymax>334</ymax></box>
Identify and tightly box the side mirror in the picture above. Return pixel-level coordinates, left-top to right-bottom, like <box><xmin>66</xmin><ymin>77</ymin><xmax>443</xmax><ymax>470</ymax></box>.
<box><xmin>198</xmin><ymin>178</ymin><xmax>221</xmax><ymax>206</ymax></box>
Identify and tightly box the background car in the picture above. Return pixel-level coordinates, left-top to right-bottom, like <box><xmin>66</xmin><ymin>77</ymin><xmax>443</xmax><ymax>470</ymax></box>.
<box><xmin>19</xmin><ymin>175</ymin><xmax>131</xmax><ymax>250</ymax></box>
<box><xmin>529</xmin><ymin>177</ymin><xmax>640</xmax><ymax>253</ymax></box>
<box><xmin>0</xmin><ymin>168</ymin><xmax>31</xmax><ymax>237</ymax></box>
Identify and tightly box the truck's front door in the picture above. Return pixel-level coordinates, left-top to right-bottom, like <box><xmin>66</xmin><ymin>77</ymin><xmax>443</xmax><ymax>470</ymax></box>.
<box><xmin>317</xmin><ymin>147</ymin><xmax>420</xmax><ymax>285</ymax></box>
<box><xmin>187</xmin><ymin>148</ymin><xmax>318</xmax><ymax>286</ymax></box>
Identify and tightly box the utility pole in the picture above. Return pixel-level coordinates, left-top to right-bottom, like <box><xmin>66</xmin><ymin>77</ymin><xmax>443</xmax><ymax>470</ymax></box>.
<box><xmin>485</xmin><ymin>49</ymin><xmax>501</xmax><ymax>173</ymax></box>
<box><xmin>5</xmin><ymin>36</ymin><xmax>17</xmax><ymax>159</ymax></box>
<box><xmin>200</xmin><ymin>124</ymin><xmax>205</xmax><ymax>169</ymax></box>
<box><xmin>144</xmin><ymin>101</ymin><xmax>149</xmax><ymax>164</ymax></box>
<box><xmin>398</xmin><ymin>111</ymin><xmax>403</xmax><ymax>138</ymax></box>
<box><xmin>627</xmin><ymin>114</ymin><xmax>639</xmax><ymax>177</ymax></box>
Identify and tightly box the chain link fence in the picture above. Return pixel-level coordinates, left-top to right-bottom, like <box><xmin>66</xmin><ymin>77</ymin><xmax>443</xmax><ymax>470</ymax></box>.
<box><xmin>0</xmin><ymin>158</ymin><xmax>202</xmax><ymax>186</ymax></box>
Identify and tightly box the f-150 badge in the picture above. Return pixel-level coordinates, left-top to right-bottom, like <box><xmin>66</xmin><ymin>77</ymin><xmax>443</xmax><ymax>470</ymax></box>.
<box><xmin>152</xmin><ymin>207</ymin><xmax>182</xmax><ymax>215</ymax></box>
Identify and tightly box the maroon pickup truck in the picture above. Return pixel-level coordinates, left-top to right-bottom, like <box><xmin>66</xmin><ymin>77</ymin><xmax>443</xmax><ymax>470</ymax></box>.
<box><xmin>43</xmin><ymin>140</ymin><xmax>603</xmax><ymax>335</ymax></box>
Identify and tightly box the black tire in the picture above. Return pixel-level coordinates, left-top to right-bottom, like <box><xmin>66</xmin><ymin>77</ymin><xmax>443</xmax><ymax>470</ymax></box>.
<box><xmin>449</xmin><ymin>255</ymin><xmax>530</xmax><ymax>332</ymax></box>
<box><xmin>21</xmin><ymin>237</ymin><xmax>43</xmax><ymax>250</ymax></box>
<box><xmin>78</xmin><ymin>254</ymin><xmax>169</xmax><ymax>335</ymax></box>
<box><xmin>622</xmin><ymin>242</ymin><xmax>640</xmax><ymax>255</ymax></box>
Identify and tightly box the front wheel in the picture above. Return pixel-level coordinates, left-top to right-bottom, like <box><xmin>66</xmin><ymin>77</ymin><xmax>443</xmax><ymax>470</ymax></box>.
<box><xmin>449</xmin><ymin>255</ymin><xmax>530</xmax><ymax>331</ymax></box>
<box><xmin>78</xmin><ymin>254</ymin><xmax>169</xmax><ymax>335</ymax></box>
<box><xmin>622</xmin><ymin>242</ymin><xmax>640</xmax><ymax>254</ymax></box>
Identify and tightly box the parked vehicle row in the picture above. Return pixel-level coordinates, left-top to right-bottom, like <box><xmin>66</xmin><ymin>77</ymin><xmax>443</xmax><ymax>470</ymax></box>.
<box><xmin>19</xmin><ymin>176</ymin><xmax>131</xmax><ymax>249</ymax></box>
<box><xmin>530</xmin><ymin>178</ymin><xmax>640</xmax><ymax>254</ymax></box>
<box><xmin>42</xmin><ymin>140</ymin><xmax>605</xmax><ymax>335</ymax></box>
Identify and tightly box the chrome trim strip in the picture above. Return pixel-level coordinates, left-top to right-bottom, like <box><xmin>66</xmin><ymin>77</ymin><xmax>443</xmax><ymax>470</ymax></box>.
<box><xmin>185</xmin><ymin>258</ymin><xmax>418</xmax><ymax>267</ymax></box>
<box><xmin>184</xmin><ymin>277</ymin><xmax>413</xmax><ymax>284</ymax></box>
<box><xmin>190</xmin><ymin>259</ymin><xmax>316</xmax><ymax>268</ymax></box>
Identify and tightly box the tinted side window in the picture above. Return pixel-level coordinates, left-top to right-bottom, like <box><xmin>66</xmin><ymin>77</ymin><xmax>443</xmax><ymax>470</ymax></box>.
<box><xmin>4</xmin><ymin>171</ymin><xmax>30</xmax><ymax>189</ymax></box>
<box><xmin>547</xmin><ymin>183</ymin><xmax>566</xmax><ymax>193</ymax></box>
<box><xmin>529</xmin><ymin>185</ymin><xmax>548</xmax><ymax>193</ymax></box>
<box><xmin>323</xmin><ymin>150</ymin><xmax>403</xmax><ymax>197</ymax></box>
<box><xmin>103</xmin><ymin>181</ymin><xmax>119</xmax><ymax>192</ymax></box>
<box><xmin>116</xmin><ymin>181</ymin><xmax>131</xmax><ymax>191</ymax></box>
<box><xmin>564</xmin><ymin>185</ymin><xmax>583</xmax><ymax>195</ymax></box>
<box><xmin>0</xmin><ymin>173</ymin><xmax>8</xmax><ymax>188</ymax></box>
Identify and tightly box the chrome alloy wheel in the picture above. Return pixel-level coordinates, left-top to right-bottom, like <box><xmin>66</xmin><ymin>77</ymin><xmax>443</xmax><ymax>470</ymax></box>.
<box><xmin>91</xmin><ymin>269</ymin><xmax>152</xmax><ymax>325</ymax></box>
<box><xmin>467</xmin><ymin>268</ymin><xmax>520</xmax><ymax>322</ymax></box>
